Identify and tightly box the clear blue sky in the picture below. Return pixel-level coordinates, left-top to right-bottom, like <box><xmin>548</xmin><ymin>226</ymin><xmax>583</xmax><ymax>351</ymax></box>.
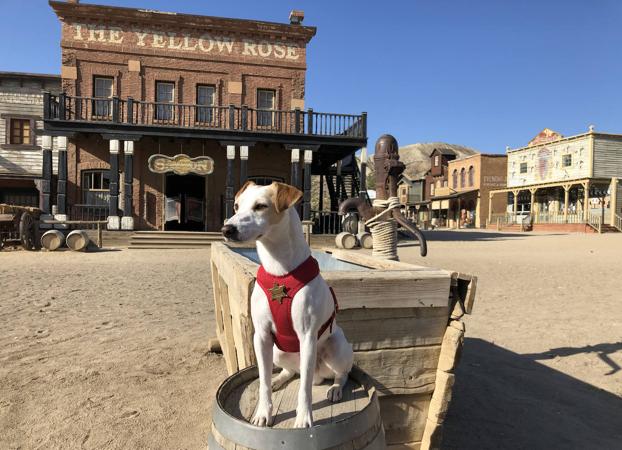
<box><xmin>1</xmin><ymin>0</ymin><xmax>621</xmax><ymax>153</ymax></box>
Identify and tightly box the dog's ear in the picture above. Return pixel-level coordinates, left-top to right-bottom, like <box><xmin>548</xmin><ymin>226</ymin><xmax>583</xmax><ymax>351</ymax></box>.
<box><xmin>272</xmin><ymin>182</ymin><xmax>303</xmax><ymax>213</ymax></box>
<box><xmin>235</xmin><ymin>180</ymin><xmax>256</xmax><ymax>200</ymax></box>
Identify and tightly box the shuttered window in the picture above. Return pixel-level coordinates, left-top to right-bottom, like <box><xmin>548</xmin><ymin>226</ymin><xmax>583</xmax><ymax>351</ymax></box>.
<box><xmin>156</xmin><ymin>81</ymin><xmax>175</xmax><ymax>121</ymax></box>
<box><xmin>196</xmin><ymin>85</ymin><xmax>215</xmax><ymax>123</ymax></box>
<box><xmin>93</xmin><ymin>77</ymin><xmax>113</xmax><ymax>117</ymax></box>
<box><xmin>257</xmin><ymin>89</ymin><xmax>275</xmax><ymax>127</ymax></box>
<box><xmin>9</xmin><ymin>119</ymin><xmax>31</xmax><ymax>145</ymax></box>
<box><xmin>82</xmin><ymin>170</ymin><xmax>111</xmax><ymax>205</ymax></box>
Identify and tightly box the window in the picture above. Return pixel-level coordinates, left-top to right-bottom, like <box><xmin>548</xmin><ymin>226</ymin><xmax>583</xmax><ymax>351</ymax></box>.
<box><xmin>93</xmin><ymin>76</ymin><xmax>113</xmax><ymax>117</ymax></box>
<box><xmin>155</xmin><ymin>81</ymin><xmax>175</xmax><ymax>121</ymax></box>
<box><xmin>196</xmin><ymin>85</ymin><xmax>215</xmax><ymax>123</ymax></box>
<box><xmin>257</xmin><ymin>89</ymin><xmax>275</xmax><ymax>127</ymax></box>
<box><xmin>434</xmin><ymin>155</ymin><xmax>440</xmax><ymax>167</ymax></box>
<box><xmin>443</xmin><ymin>180</ymin><xmax>447</xmax><ymax>187</ymax></box>
<box><xmin>520</xmin><ymin>162</ymin><xmax>528</xmax><ymax>174</ymax></box>
<box><xmin>468</xmin><ymin>166</ymin><xmax>475</xmax><ymax>187</ymax></box>
<box><xmin>460</xmin><ymin>168</ymin><xmax>466</xmax><ymax>188</ymax></box>
<box><xmin>9</xmin><ymin>118</ymin><xmax>31</xmax><ymax>145</ymax></box>
<box><xmin>82</xmin><ymin>170</ymin><xmax>110</xmax><ymax>205</ymax></box>
<box><xmin>430</xmin><ymin>183</ymin><xmax>435</xmax><ymax>196</ymax></box>
<box><xmin>452</xmin><ymin>169</ymin><xmax>458</xmax><ymax>188</ymax></box>
<box><xmin>562</xmin><ymin>154</ymin><xmax>572</xmax><ymax>167</ymax></box>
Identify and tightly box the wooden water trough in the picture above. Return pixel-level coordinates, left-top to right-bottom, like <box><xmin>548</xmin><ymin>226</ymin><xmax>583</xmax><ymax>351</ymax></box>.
<box><xmin>210</xmin><ymin>243</ymin><xmax>477</xmax><ymax>450</ymax></box>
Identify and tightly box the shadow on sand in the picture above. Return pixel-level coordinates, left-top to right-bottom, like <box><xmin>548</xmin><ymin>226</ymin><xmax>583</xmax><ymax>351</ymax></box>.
<box><xmin>442</xmin><ymin>338</ymin><xmax>622</xmax><ymax>450</ymax></box>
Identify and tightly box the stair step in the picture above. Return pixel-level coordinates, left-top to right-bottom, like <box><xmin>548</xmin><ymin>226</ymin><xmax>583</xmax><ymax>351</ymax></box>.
<box><xmin>128</xmin><ymin>230</ymin><xmax>223</xmax><ymax>249</ymax></box>
<box><xmin>131</xmin><ymin>235</ymin><xmax>221</xmax><ymax>241</ymax></box>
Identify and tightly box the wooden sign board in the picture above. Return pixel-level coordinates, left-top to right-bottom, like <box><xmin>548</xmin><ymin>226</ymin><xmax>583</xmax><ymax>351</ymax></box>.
<box><xmin>148</xmin><ymin>154</ymin><xmax>214</xmax><ymax>176</ymax></box>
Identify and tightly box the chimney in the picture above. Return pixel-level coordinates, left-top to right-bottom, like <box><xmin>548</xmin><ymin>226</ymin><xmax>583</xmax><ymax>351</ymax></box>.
<box><xmin>289</xmin><ymin>10</ymin><xmax>304</xmax><ymax>25</ymax></box>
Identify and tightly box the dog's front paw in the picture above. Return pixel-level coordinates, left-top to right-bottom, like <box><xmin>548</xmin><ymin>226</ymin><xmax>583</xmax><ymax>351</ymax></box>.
<box><xmin>326</xmin><ymin>384</ymin><xmax>343</xmax><ymax>403</ymax></box>
<box><xmin>251</xmin><ymin>404</ymin><xmax>273</xmax><ymax>427</ymax></box>
<box><xmin>294</xmin><ymin>409</ymin><xmax>314</xmax><ymax>428</ymax></box>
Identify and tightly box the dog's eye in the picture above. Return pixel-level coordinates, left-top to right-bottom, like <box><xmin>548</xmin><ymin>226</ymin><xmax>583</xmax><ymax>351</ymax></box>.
<box><xmin>234</xmin><ymin>203</ymin><xmax>239</xmax><ymax>212</ymax></box>
<box><xmin>253</xmin><ymin>203</ymin><xmax>268</xmax><ymax>211</ymax></box>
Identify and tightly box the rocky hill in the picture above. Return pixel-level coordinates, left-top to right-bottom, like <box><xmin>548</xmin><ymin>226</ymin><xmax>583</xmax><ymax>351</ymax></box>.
<box><xmin>398</xmin><ymin>142</ymin><xmax>479</xmax><ymax>179</ymax></box>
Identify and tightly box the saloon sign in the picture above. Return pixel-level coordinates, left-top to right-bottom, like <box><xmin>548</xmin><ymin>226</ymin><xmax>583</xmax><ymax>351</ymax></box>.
<box><xmin>148</xmin><ymin>154</ymin><xmax>214</xmax><ymax>176</ymax></box>
<box><xmin>68</xmin><ymin>23</ymin><xmax>302</xmax><ymax>61</ymax></box>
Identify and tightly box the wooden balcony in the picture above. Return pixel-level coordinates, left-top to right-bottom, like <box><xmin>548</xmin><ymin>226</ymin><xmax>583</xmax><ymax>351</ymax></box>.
<box><xmin>43</xmin><ymin>93</ymin><xmax>367</xmax><ymax>147</ymax></box>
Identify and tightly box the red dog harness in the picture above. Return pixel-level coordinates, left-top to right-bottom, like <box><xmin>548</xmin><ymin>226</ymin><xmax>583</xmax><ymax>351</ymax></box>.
<box><xmin>256</xmin><ymin>256</ymin><xmax>338</xmax><ymax>353</ymax></box>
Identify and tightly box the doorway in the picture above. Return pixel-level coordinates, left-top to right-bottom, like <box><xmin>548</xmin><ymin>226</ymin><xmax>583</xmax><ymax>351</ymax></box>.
<box><xmin>164</xmin><ymin>174</ymin><xmax>205</xmax><ymax>231</ymax></box>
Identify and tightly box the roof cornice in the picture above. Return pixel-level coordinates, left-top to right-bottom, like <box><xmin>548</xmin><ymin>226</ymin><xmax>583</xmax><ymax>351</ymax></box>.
<box><xmin>49</xmin><ymin>1</ymin><xmax>317</xmax><ymax>43</ymax></box>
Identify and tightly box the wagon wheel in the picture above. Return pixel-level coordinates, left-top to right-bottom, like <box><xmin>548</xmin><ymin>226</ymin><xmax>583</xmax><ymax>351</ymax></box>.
<box><xmin>19</xmin><ymin>212</ymin><xmax>37</xmax><ymax>251</ymax></box>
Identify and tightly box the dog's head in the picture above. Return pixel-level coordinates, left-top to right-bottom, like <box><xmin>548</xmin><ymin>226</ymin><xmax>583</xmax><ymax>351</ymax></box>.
<box><xmin>221</xmin><ymin>181</ymin><xmax>303</xmax><ymax>242</ymax></box>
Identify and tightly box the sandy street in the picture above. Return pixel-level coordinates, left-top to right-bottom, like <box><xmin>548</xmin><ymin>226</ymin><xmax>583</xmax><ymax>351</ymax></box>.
<box><xmin>1</xmin><ymin>231</ymin><xmax>621</xmax><ymax>449</ymax></box>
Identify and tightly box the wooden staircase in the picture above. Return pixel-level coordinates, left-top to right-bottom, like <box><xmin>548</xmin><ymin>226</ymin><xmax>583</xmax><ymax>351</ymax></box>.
<box><xmin>129</xmin><ymin>231</ymin><xmax>223</xmax><ymax>249</ymax></box>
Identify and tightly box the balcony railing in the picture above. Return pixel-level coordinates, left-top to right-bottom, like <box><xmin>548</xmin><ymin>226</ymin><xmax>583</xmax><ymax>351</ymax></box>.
<box><xmin>44</xmin><ymin>93</ymin><xmax>367</xmax><ymax>138</ymax></box>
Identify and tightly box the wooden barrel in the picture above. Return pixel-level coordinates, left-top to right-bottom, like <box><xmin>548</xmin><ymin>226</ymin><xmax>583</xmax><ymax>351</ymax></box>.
<box><xmin>335</xmin><ymin>232</ymin><xmax>357</xmax><ymax>249</ymax></box>
<box><xmin>357</xmin><ymin>232</ymin><xmax>373</xmax><ymax>249</ymax></box>
<box><xmin>41</xmin><ymin>230</ymin><xmax>65</xmax><ymax>251</ymax></box>
<box><xmin>209</xmin><ymin>366</ymin><xmax>385</xmax><ymax>450</ymax></box>
<box><xmin>66</xmin><ymin>230</ymin><xmax>90</xmax><ymax>252</ymax></box>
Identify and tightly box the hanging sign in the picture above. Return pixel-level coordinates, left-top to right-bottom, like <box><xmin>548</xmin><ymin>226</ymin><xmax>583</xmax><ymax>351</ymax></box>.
<box><xmin>148</xmin><ymin>154</ymin><xmax>214</xmax><ymax>176</ymax></box>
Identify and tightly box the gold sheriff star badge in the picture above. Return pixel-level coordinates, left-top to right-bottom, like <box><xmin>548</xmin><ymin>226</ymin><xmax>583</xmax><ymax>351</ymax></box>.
<box><xmin>268</xmin><ymin>282</ymin><xmax>287</xmax><ymax>304</ymax></box>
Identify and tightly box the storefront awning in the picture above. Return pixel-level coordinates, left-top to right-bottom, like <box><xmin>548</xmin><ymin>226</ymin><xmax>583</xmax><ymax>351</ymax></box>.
<box><xmin>430</xmin><ymin>188</ymin><xmax>478</xmax><ymax>201</ymax></box>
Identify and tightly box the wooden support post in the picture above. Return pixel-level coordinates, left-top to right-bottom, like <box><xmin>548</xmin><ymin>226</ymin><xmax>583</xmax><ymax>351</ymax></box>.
<box><xmin>359</xmin><ymin>146</ymin><xmax>368</xmax><ymax>199</ymax></box>
<box><xmin>56</xmin><ymin>136</ymin><xmax>68</xmax><ymax>218</ymax></box>
<box><xmin>609</xmin><ymin>178</ymin><xmax>618</xmax><ymax>226</ymax></box>
<box><xmin>529</xmin><ymin>188</ymin><xmax>537</xmax><ymax>223</ymax></box>
<box><xmin>512</xmin><ymin>190</ymin><xmax>519</xmax><ymax>223</ymax></box>
<box><xmin>97</xmin><ymin>222</ymin><xmax>103</xmax><ymax>248</ymax></box>
<box><xmin>583</xmin><ymin>180</ymin><xmax>590</xmax><ymax>222</ymax></box>
<box><xmin>563</xmin><ymin>184</ymin><xmax>570</xmax><ymax>223</ymax></box>
<box><xmin>40</xmin><ymin>135</ymin><xmax>53</xmax><ymax>215</ymax></box>
<box><xmin>487</xmin><ymin>192</ymin><xmax>493</xmax><ymax>226</ymax></box>
<box><xmin>475</xmin><ymin>193</ymin><xmax>481</xmax><ymax>228</ymax></box>
<box><xmin>239</xmin><ymin>145</ymin><xmax>248</xmax><ymax>186</ymax></box>
<box><xmin>122</xmin><ymin>141</ymin><xmax>134</xmax><ymax>230</ymax></box>
<box><xmin>290</xmin><ymin>148</ymin><xmax>300</xmax><ymax>189</ymax></box>
<box><xmin>319</xmin><ymin>174</ymin><xmax>324</xmax><ymax>211</ymax></box>
<box><xmin>225</xmin><ymin>145</ymin><xmax>235</xmax><ymax>220</ymax></box>
<box><xmin>107</xmin><ymin>139</ymin><xmax>120</xmax><ymax>230</ymax></box>
<box><xmin>303</xmin><ymin>150</ymin><xmax>313</xmax><ymax>220</ymax></box>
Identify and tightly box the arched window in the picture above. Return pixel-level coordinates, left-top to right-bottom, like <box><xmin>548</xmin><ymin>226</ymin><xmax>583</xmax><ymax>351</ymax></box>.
<box><xmin>452</xmin><ymin>169</ymin><xmax>458</xmax><ymax>188</ymax></box>
<box><xmin>460</xmin><ymin>168</ymin><xmax>466</xmax><ymax>188</ymax></box>
<box><xmin>468</xmin><ymin>166</ymin><xmax>475</xmax><ymax>187</ymax></box>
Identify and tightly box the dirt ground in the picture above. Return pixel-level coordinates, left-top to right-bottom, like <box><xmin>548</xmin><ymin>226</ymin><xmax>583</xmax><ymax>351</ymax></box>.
<box><xmin>1</xmin><ymin>230</ymin><xmax>621</xmax><ymax>449</ymax></box>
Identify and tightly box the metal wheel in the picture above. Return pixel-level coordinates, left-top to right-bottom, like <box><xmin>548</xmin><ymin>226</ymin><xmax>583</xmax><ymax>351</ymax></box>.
<box><xmin>19</xmin><ymin>212</ymin><xmax>37</xmax><ymax>250</ymax></box>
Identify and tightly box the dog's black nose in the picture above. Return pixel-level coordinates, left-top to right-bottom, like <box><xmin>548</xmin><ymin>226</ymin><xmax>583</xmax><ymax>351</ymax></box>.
<box><xmin>221</xmin><ymin>224</ymin><xmax>238</xmax><ymax>239</ymax></box>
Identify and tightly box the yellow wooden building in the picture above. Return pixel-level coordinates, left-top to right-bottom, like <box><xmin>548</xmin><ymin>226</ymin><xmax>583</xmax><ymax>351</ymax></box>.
<box><xmin>489</xmin><ymin>128</ymin><xmax>622</xmax><ymax>232</ymax></box>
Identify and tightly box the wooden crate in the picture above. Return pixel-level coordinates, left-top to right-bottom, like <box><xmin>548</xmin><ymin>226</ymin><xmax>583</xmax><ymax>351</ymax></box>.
<box><xmin>210</xmin><ymin>243</ymin><xmax>476</xmax><ymax>450</ymax></box>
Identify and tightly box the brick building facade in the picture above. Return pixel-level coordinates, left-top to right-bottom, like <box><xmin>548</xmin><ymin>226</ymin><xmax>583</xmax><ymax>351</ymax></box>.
<box><xmin>43</xmin><ymin>1</ymin><xmax>367</xmax><ymax>231</ymax></box>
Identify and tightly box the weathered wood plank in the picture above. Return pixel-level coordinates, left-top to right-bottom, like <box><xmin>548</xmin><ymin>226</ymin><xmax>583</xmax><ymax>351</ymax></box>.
<box><xmin>327</xmin><ymin>249</ymin><xmax>437</xmax><ymax>271</ymax></box>
<box><xmin>216</xmin><ymin>273</ymin><xmax>238</xmax><ymax>374</ymax></box>
<box><xmin>326</xmin><ymin>271</ymin><xmax>451</xmax><ymax>309</ymax></box>
<box><xmin>427</xmin><ymin>370</ymin><xmax>454</xmax><ymax>424</ymax></box>
<box><xmin>388</xmin><ymin>441</ymin><xmax>421</xmax><ymax>450</ymax></box>
<box><xmin>354</xmin><ymin>346</ymin><xmax>441</xmax><ymax>395</ymax></box>
<box><xmin>380</xmin><ymin>393</ymin><xmax>431</xmax><ymax>445</ymax></box>
<box><xmin>338</xmin><ymin>307</ymin><xmax>450</xmax><ymax>351</ymax></box>
<box><xmin>437</xmin><ymin>323</ymin><xmax>464</xmax><ymax>373</ymax></box>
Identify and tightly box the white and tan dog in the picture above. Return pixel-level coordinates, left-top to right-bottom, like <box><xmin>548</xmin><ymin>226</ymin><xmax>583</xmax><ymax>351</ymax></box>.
<box><xmin>222</xmin><ymin>181</ymin><xmax>353</xmax><ymax>428</ymax></box>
